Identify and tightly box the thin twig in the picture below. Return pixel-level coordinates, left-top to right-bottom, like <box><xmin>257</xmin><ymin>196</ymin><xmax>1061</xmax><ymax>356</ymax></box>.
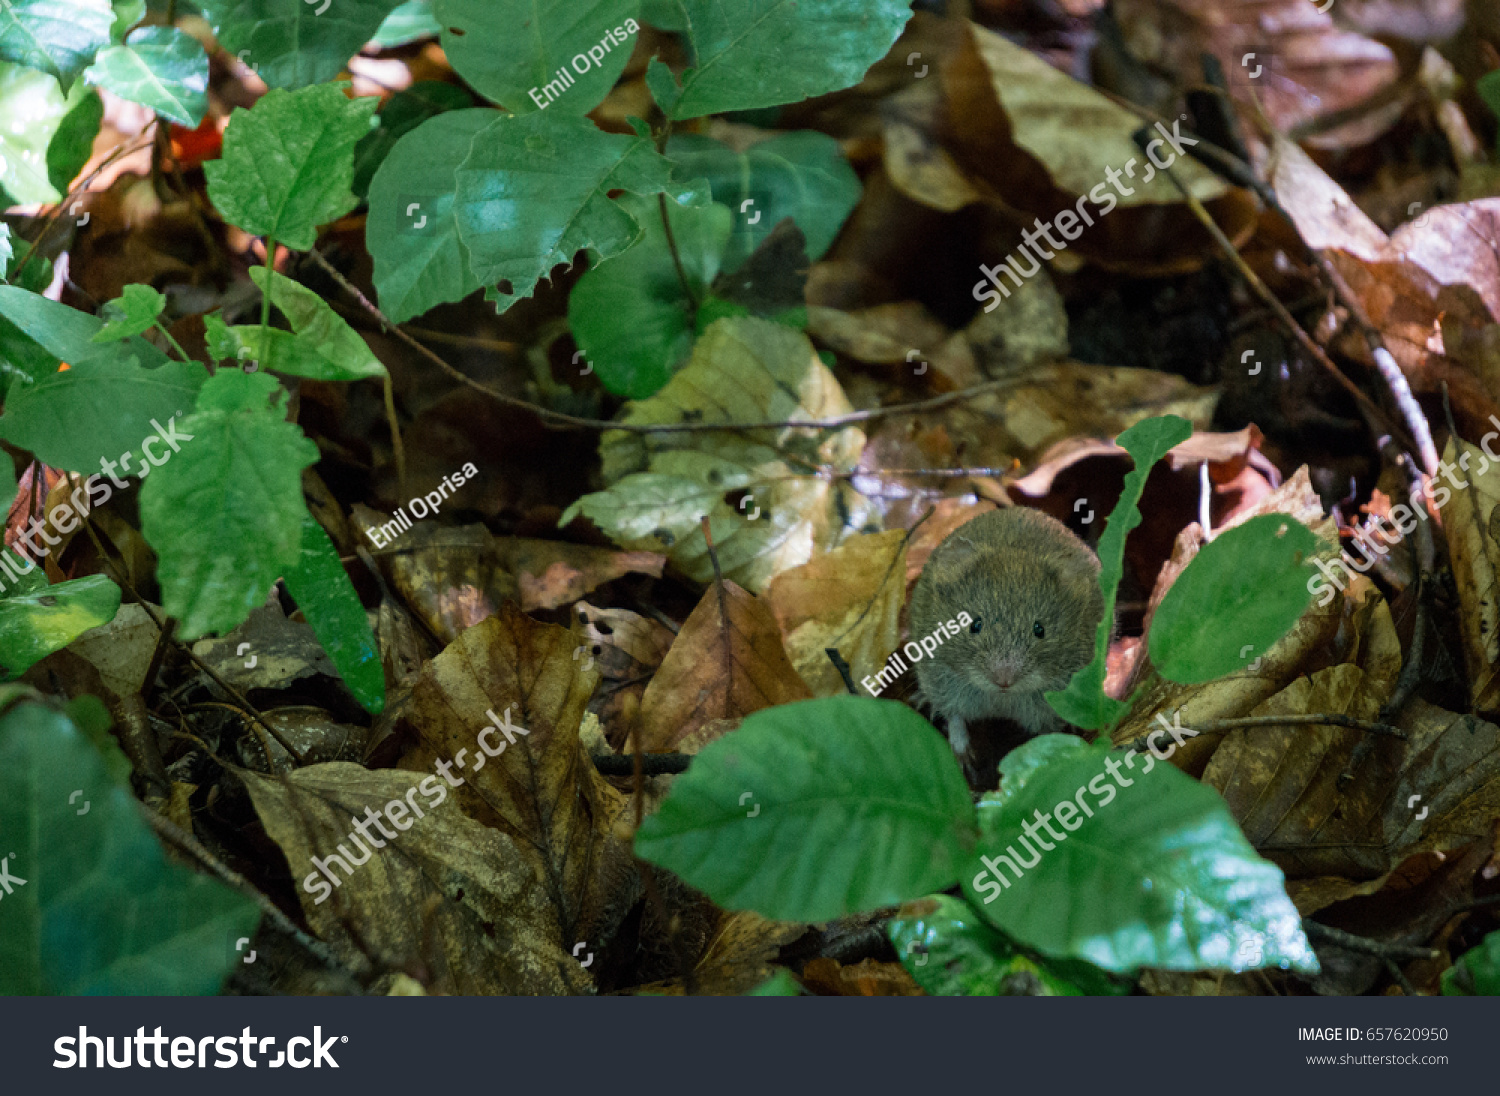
<box><xmin>141</xmin><ymin>803</ymin><xmax>362</xmax><ymax>988</ymax></box>
<box><xmin>12</xmin><ymin>128</ymin><xmax>160</xmax><ymax>281</ymax></box>
<box><xmin>1303</xmin><ymin>920</ymin><xmax>1440</xmax><ymax>962</ymax></box>
<box><xmin>825</xmin><ymin>649</ymin><xmax>858</xmax><ymax>695</ymax></box>
<box><xmin>1127</xmin><ymin>712</ymin><xmax>1406</xmax><ymax>754</ymax></box>
<box><xmin>593</xmin><ymin>752</ymin><xmax>690</xmax><ymax>776</ymax></box>
<box><xmin>1137</xmin><ymin>129</ymin><xmax>1408</xmax><ymax>451</ymax></box>
<box><xmin>68</xmin><ymin>485</ymin><xmax>307</xmax><ymax>763</ymax></box>
<box><xmin>309</xmin><ymin>246</ymin><xmax>1025</xmax><ymax>435</ymax></box>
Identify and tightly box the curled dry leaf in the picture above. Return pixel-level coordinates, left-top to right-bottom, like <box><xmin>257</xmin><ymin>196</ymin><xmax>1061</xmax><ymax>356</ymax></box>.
<box><xmin>492</xmin><ymin>537</ymin><xmax>665</xmax><ymax>612</ymax></box>
<box><xmin>881</xmin><ymin>80</ymin><xmax>982</xmax><ymax>213</ymax></box>
<box><xmin>1439</xmin><ymin>435</ymin><xmax>1500</xmax><ymax>711</ymax></box>
<box><xmin>242</xmin><ymin>763</ymin><xmax>584</xmax><ymax>995</ymax></box>
<box><xmin>638</xmin><ymin>579</ymin><xmax>812</xmax><ymax>752</ymax></box>
<box><xmin>354</xmin><ymin>509</ymin><xmax>517</xmax><ymax>646</ymax></box>
<box><xmin>1114</xmin><ymin>0</ymin><xmax>1399</xmax><ymax>145</ymax></box>
<box><xmin>941</xmin><ymin>21</ymin><xmax>1256</xmax><ymax>273</ymax></box>
<box><xmin>574</xmin><ymin>600</ymin><xmax>676</xmax><ymax>748</ymax></box>
<box><xmin>406</xmin><ymin>603</ymin><xmax>632</xmax><ymax>948</ymax></box>
<box><xmin>765</xmin><ymin>530</ymin><xmax>908</xmax><ymax>697</ymax></box>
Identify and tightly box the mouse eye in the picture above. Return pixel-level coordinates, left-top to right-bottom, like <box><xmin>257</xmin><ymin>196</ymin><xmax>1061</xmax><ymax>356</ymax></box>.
<box><xmin>970</xmin><ymin>617</ymin><xmax>982</xmax><ymax>634</ymax></box>
<box><xmin>1033</xmin><ymin>620</ymin><xmax>1045</xmax><ymax>639</ymax></box>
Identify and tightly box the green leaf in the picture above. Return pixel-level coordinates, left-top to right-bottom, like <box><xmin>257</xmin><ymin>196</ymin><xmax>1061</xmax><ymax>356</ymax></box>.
<box><xmin>961</xmin><ymin>734</ymin><xmax>1319</xmax><ymax>975</ymax></box>
<box><xmin>372</xmin><ymin>0</ymin><xmax>440</xmax><ymax>47</ymax></box>
<box><xmin>204</xmin><ymin>82</ymin><xmax>378</xmax><ymax>251</ymax></box>
<box><xmin>888</xmin><ymin>894</ymin><xmax>1128</xmax><ymax>996</ymax></box>
<box><xmin>212</xmin><ymin>266</ymin><xmax>387</xmax><ymax>380</ymax></box>
<box><xmin>0</xmin><ymin>573</ymin><xmax>121</xmax><ymax>679</ymax></box>
<box><xmin>1148</xmin><ymin>514</ymin><xmax>1317</xmax><ymax>684</ymax></box>
<box><xmin>0</xmin><ymin>548</ymin><xmax>44</xmax><ymax>598</ymax></box>
<box><xmin>84</xmin><ymin>25</ymin><xmax>209</xmax><ymax>127</ymax></box>
<box><xmin>568</xmin><ymin>192</ymin><xmax>730</xmax><ymax>398</ymax></box>
<box><xmin>0</xmin><ymin>62</ymin><xmax>87</xmax><ymax>204</ymax></box>
<box><xmin>640</xmin><ymin>0</ymin><xmax>687</xmax><ymax>31</ymax></box>
<box><xmin>1</xmin><ymin>232</ymin><xmax>53</xmax><ymax>295</ymax></box>
<box><xmin>0</xmin><ymin>446</ymin><xmax>13</xmax><ymax>510</ymax></box>
<box><xmin>352</xmin><ymin>79</ymin><xmax>474</xmax><ymax>199</ymax></box>
<box><xmin>652</xmin><ymin>0</ymin><xmax>913</xmax><ymax>121</ymax></box>
<box><xmin>281</xmin><ymin>512</ymin><xmax>385</xmax><ymax>714</ymax></box>
<box><xmin>454</xmin><ymin>110</ymin><xmax>699</xmax><ymax>312</ymax></box>
<box><xmin>0</xmin><ymin>700</ymin><xmax>261</xmax><ymax>994</ymax></box>
<box><xmin>0</xmin><ymin>0</ymin><xmax>114</xmax><ymax>92</ymax></box>
<box><xmin>367</xmin><ymin>108</ymin><xmax>490</xmax><ymax>323</ymax></box>
<box><xmin>45</xmin><ymin>80</ymin><xmax>103</xmax><ymax>195</ymax></box>
<box><xmin>0</xmin><ymin>223</ymin><xmax>11</xmax><ymax>276</ymax></box>
<box><xmin>434</xmin><ymin>0</ymin><xmax>639</xmax><ymax>114</ymax></box>
<box><xmin>0</xmin><ymin>352</ymin><xmax>206</xmax><ymax>474</ymax></box>
<box><xmin>635</xmin><ymin>695</ymin><xmax>976</xmax><ymax>922</ymax></box>
<box><xmin>92</xmin><ymin>282</ymin><xmax>166</xmax><ymax>341</ymax></box>
<box><xmin>139</xmin><ymin>370</ymin><xmax>319</xmax><ymax>640</ymax></box>
<box><xmin>0</xmin><ymin>283</ymin><xmax>171</xmax><ymax>397</ymax></box>
<box><xmin>197</xmin><ymin>0</ymin><xmax>406</xmax><ymax>89</ymax></box>
<box><xmin>109</xmin><ymin>0</ymin><xmax>146</xmax><ymax>44</ymax></box>
<box><xmin>1443</xmin><ymin>929</ymin><xmax>1500</xmax><ymax>995</ymax></box>
<box><xmin>667</xmin><ymin>131</ymin><xmax>860</xmax><ymax>269</ymax></box>
<box><xmin>746</xmin><ymin>969</ymin><xmax>805</xmax><ymax>995</ymax></box>
<box><xmin>1046</xmin><ymin>414</ymin><xmax>1192</xmax><ymax>730</ymax></box>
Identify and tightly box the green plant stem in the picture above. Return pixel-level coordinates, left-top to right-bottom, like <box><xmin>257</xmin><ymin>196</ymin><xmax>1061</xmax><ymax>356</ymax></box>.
<box><xmin>151</xmin><ymin>320</ymin><xmax>191</xmax><ymax>363</ymax></box>
<box><xmin>658</xmin><ymin>192</ymin><xmax>700</xmax><ymax>311</ymax></box>
<box><xmin>259</xmin><ymin>235</ymin><xmax>276</xmax><ymax>373</ymax></box>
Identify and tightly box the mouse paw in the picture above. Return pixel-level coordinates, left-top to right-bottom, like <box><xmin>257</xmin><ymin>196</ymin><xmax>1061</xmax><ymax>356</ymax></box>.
<box><xmin>946</xmin><ymin>716</ymin><xmax>970</xmax><ymax>758</ymax></box>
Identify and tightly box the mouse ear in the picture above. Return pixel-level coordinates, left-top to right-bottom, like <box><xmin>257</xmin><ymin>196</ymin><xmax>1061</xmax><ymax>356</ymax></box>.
<box><xmin>933</xmin><ymin>532</ymin><xmax>981</xmax><ymax>570</ymax></box>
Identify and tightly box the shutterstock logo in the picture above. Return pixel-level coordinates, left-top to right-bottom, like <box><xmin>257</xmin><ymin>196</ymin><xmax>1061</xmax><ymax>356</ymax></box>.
<box><xmin>54</xmin><ymin>1027</ymin><xmax>345</xmax><ymax>1069</ymax></box>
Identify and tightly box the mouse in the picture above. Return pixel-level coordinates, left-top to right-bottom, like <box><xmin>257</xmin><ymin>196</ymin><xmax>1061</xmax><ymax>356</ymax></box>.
<box><xmin>907</xmin><ymin>507</ymin><xmax>1105</xmax><ymax>763</ymax></box>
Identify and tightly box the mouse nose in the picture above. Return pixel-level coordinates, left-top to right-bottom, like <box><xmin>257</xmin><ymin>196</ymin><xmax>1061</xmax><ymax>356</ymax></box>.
<box><xmin>993</xmin><ymin>664</ymin><xmax>1020</xmax><ymax>689</ymax></box>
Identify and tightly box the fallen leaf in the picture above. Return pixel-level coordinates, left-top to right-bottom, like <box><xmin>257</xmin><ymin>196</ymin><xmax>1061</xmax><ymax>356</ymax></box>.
<box><xmin>638</xmin><ymin>579</ymin><xmax>812</xmax><ymax>751</ymax></box>
<box><xmin>242</xmin><ymin>763</ymin><xmax>583</xmax><ymax>995</ymax></box>
<box><xmin>765</xmin><ymin>530</ymin><xmax>907</xmax><ymax>697</ymax></box>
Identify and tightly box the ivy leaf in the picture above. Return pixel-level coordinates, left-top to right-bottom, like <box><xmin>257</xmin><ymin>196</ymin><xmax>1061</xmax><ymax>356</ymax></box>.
<box><xmin>1149</xmin><ymin>514</ymin><xmax>1317</xmax><ymax>684</ymax></box>
<box><xmin>204</xmin><ymin>82</ymin><xmax>378</xmax><ymax>251</ymax></box>
<box><xmin>367</xmin><ymin>108</ymin><xmax>491</xmax><ymax>323</ymax></box>
<box><xmin>282</xmin><ymin>513</ymin><xmax>385</xmax><ymax>714</ymax></box>
<box><xmin>961</xmin><ymin>734</ymin><xmax>1319</xmax><ymax>976</ymax></box>
<box><xmin>0</xmin><ymin>62</ymin><xmax>90</xmax><ymax>204</ymax></box>
<box><xmin>435</xmin><ymin>0</ymin><xmax>638</xmax><ymax>114</ymax></box>
<box><xmin>887</xmin><ymin>894</ymin><xmax>1128</xmax><ymax>996</ymax></box>
<box><xmin>568</xmin><ymin>192</ymin><xmax>730</xmax><ymax>398</ymax></box>
<box><xmin>1046</xmin><ymin>414</ymin><xmax>1192</xmax><ymax>730</ymax></box>
<box><xmin>635</xmin><ymin>696</ymin><xmax>975</xmax><ymax>922</ymax></box>
<box><xmin>217</xmin><ymin>266</ymin><xmax>387</xmax><ymax>380</ymax></box>
<box><xmin>84</xmin><ymin>25</ymin><xmax>209</xmax><ymax>127</ymax></box>
<box><xmin>0</xmin><ymin>701</ymin><xmax>261</xmax><ymax>994</ymax></box>
<box><xmin>372</xmin><ymin>0</ymin><xmax>440</xmax><ymax>47</ymax></box>
<box><xmin>0</xmin><ymin>0</ymin><xmax>114</xmax><ymax>92</ymax></box>
<box><xmin>197</xmin><ymin>0</ymin><xmax>406</xmax><ymax>89</ymax></box>
<box><xmin>652</xmin><ymin>0</ymin><xmax>913</xmax><ymax>121</ymax></box>
<box><xmin>667</xmin><ymin>131</ymin><xmax>860</xmax><ymax>269</ymax></box>
<box><xmin>352</xmin><ymin>79</ymin><xmax>474</xmax><ymax>199</ymax></box>
<box><xmin>139</xmin><ymin>370</ymin><xmax>319</xmax><ymax>640</ymax></box>
<box><xmin>0</xmin><ymin>573</ymin><xmax>121</xmax><ymax>679</ymax></box>
<box><xmin>0</xmin><ymin>352</ymin><xmax>207</xmax><ymax>475</ymax></box>
<box><xmin>92</xmin><ymin>283</ymin><xmax>166</xmax><ymax>342</ymax></box>
<box><xmin>454</xmin><ymin>110</ymin><xmax>699</xmax><ymax>312</ymax></box>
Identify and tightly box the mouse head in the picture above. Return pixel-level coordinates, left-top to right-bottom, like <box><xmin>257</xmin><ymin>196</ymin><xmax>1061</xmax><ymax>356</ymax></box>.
<box><xmin>916</xmin><ymin>511</ymin><xmax>1104</xmax><ymax>700</ymax></box>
